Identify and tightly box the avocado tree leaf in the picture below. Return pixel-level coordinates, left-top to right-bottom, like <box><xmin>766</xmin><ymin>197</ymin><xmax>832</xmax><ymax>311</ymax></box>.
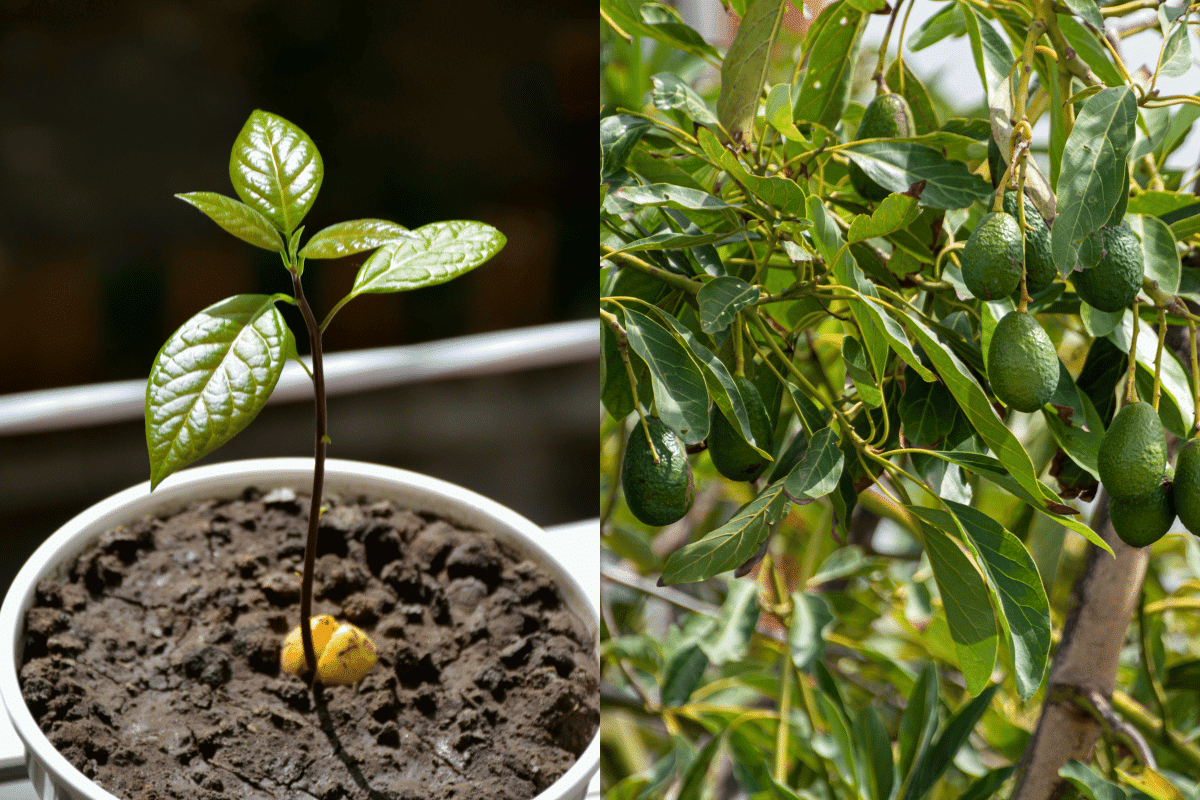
<box><xmin>600</xmin><ymin>113</ymin><xmax>653</xmax><ymax>181</ymax></box>
<box><xmin>1042</xmin><ymin>363</ymin><xmax>1106</xmax><ymax>478</ymax></box>
<box><xmin>788</xmin><ymin>591</ymin><xmax>834</xmax><ymax>671</ymax></box>
<box><xmin>1130</xmin><ymin>214</ymin><xmax>1181</xmax><ymax>295</ymax></box>
<box><xmin>1059</xmin><ymin>760</ymin><xmax>1130</xmax><ymax>800</ymax></box>
<box><xmin>600</xmin><ymin>0</ymin><xmax>720</xmax><ymax>62</ymax></box>
<box><xmin>613</xmin><ymin>182</ymin><xmax>742</xmax><ymax>212</ymax></box>
<box><xmin>300</xmin><ymin>219</ymin><xmax>416</xmax><ymax>259</ymax></box>
<box><xmin>897</xmin><ymin>662</ymin><xmax>940</xmax><ymax>780</ymax></box>
<box><xmin>175</xmin><ymin>192</ymin><xmax>285</xmax><ymax>253</ymax></box>
<box><xmin>660</xmin><ymin>482</ymin><xmax>788</xmax><ymax>584</ymax></box>
<box><xmin>843</xmin><ymin>335</ymin><xmax>883</xmax><ymax>407</ymax></box>
<box><xmin>1062</xmin><ymin>0</ymin><xmax>1102</xmax><ymax>28</ymax></box>
<box><xmin>910</xmin><ymin>2</ymin><xmax>965</xmax><ymax>51</ymax></box>
<box><xmin>840</xmin><ymin>142</ymin><xmax>994</xmax><ymax>210</ymax></box>
<box><xmin>885</xmin><ymin>58</ymin><xmax>940</xmax><ymax>134</ymax></box>
<box><xmin>942</xmin><ymin>503</ymin><xmax>1051</xmax><ymax>699</ymax></box>
<box><xmin>765</xmin><ymin>84</ymin><xmax>811</xmax><ymax>144</ymax></box>
<box><xmin>961</xmin><ymin>5</ymin><xmax>1014</xmax><ymax>98</ymax></box>
<box><xmin>794</xmin><ymin>1</ymin><xmax>868</xmax><ymax>130</ymax></box>
<box><xmin>847</xmin><ymin>192</ymin><xmax>922</xmax><ymax>243</ymax></box>
<box><xmin>660</xmin><ymin>643</ymin><xmax>709</xmax><ymax>706</ymax></box>
<box><xmin>228</xmin><ymin>110</ymin><xmax>323</xmax><ymax>234</ymax></box>
<box><xmin>716</xmin><ymin>0</ymin><xmax>787</xmax><ymax>140</ymax></box>
<box><xmin>1109</xmin><ymin>310</ymin><xmax>1195</xmax><ymax>438</ymax></box>
<box><xmin>903</xmin><ymin>685</ymin><xmax>1001</xmax><ymax>800</ymax></box>
<box><xmin>698</xmin><ymin>276</ymin><xmax>760</xmax><ymax>334</ymax></box>
<box><xmin>782</xmin><ymin>425</ymin><xmax>844</xmax><ymax>502</ymax></box>
<box><xmin>623</xmin><ymin>308</ymin><xmax>710</xmax><ymax>444</ymax></box>
<box><xmin>1157</xmin><ymin>7</ymin><xmax>1192</xmax><ymax>79</ymax></box>
<box><xmin>898</xmin><ymin>377</ymin><xmax>956</xmax><ymax>446</ymax></box>
<box><xmin>1051</xmin><ymin>87</ymin><xmax>1138</xmax><ymax>277</ymax></box>
<box><xmin>347</xmin><ymin>220</ymin><xmax>505</xmax><ymax>296</ymax></box>
<box><xmin>1127</xmin><ymin>190</ymin><xmax>1200</xmax><ymax>218</ymax></box>
<box><xmin>914</xmin><ymin>513</ymin><xmax>998</xmax><ymax>696</ymax></box>
<box><xmin>642</xmin><ymin>306</ymin><xmax>769</xmax><ymax>456</ymax></box>
<box><xmin>146</xmin><ymin>294</ymin><xmax>294</xmax><ymax>489</ymax></box>
<box><xmin>651</xmin><ymin>72</ymin><xmax>720</xmax><ymax>127</ymax></box>
<box><xmin>698</xmin><ymin>127</ymin><xmax>806</xmax><ymax>216</ymax></box>
<box><xmin>698</xmin><ymin>579</ymin><xmax>761</xmax><ymax>664</ymax></box>
<box><xmin>855</xmin><ymin>706</ymin><xmax>895</xmax><ymax>800</ymax></box>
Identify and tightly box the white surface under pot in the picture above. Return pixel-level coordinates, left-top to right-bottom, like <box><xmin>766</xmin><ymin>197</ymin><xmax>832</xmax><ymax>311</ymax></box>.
<box><xmin>0</xmin><ymin>458</ymin><xmax>600</xmax><ymax>800</ymax></box>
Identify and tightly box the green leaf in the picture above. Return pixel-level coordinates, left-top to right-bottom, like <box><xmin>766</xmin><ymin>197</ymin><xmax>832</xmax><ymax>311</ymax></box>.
<box><xmin>1051</xmin><ymin>87</ymin><xmax>1138</xmax><ymax>276</ymax></box>
<box><xmin>300</xmin><ymin>219</ymin><xmax>415</xmax><ymax>259</ymax></box>
<box><xmin>601</xmin><ymin>114</ymin><xmax>653</xmax><ymax>181</ymax></box>
<box><xmin>960</xmin><ymin>767</ymin><xmax>1017</xmax><ymax>800</ymax></box>
<box><xmin>623</xmin><ymin>308</ymin><xmax>710</xmax><ymax>443</ymax></box>
<box><xmin>1062</xmin><ymin>0</ymin><xmax>1102</xmax><ymax>27</ymax></box>
<box><xmin>788</xmin><ymin>591</ymin><xmax>834</xmax><ymax>670</ymax></box>
<box><xmin>175</xmin><ymin>192</ymin><xmax>284</xmax><ymax>252</ymax></box>
<box><xmin>764</xmin><ymin>84</ymin><xmax>810</xmax><ymax>144</ymax></box>
<box><xmin>909</xmin><ymin>2</ymin><xmax>964</xmax><ymax>51</ymax></box>
<box><xmin>660</xmin><ymin>482</ymin><xmax>788</xmax><ymax>583</ymax></box>
<box><xmin>612</xmin><ymin>182</ymin><xmax>741</xmax><ymax>212</ymax></box>
<box><xmin>1127</xmin><ymin>190</ymin><xmax>1200</xmax><ymax>218</ymax></box>
<box><xmin>793</xmin><ymin>1</ymin><xmax>868</xmax><ymax>130</ymax></box>
<box><xmin>347</xmin><ymin>220</ymin><xmax>505</xmax><ymax>297</ymax></box>
<box><xmin>885</xmin><ymin>59</ymin><xmax>940</xmax><ymax>133</ymax></box>
<box><xmin>644</xmin><ymin>307</ymin><xmax>766</xmax><ymax>455</ymax></box>
<box><xmin>228</xmin><ymin>110</ymin><xmax>323</xmax><ymax>234</ymax></box>
<box><xmin>146</xmin><ymin>294</ymin><xmax>294</xmax><ymax>489</ymax></box>
<box><xmin>601</xmin><ymin>0</ymin><xmax>720</xmax><ymax>62</ymax></box>
<box><xmin>844</xmin><ymin>335</ymin><xmax>883</xmax><ymax>407</ymax></box>
<box><xmin>815</xmin><ymin>689</ymin><xmax>860</xmax><ymax>794</ymax></box>
<box><xmin>610</xmin><ymin>228</ymin><xmax>747</xmax><ymax>257</ymax></box>
<box><xmin>916</xmin><ymin>516</ymin><xmax>998</xmax><ymax>696</ymax></box>
<box><xmin>699</xmin><ymin>579</ymin><xmax>760</xmax><ymax>663</ymax></box>
<box><xmin>661</xmin><ymin>643</ymin><xmax>709</xmax><ymax>706</ymax></box>
<box><xmin>698</xmin><ymin>127</ymin><xmax>805</xmax><ymax>216</ymax></box>
<box><xmin>698</xmin><ymin>276</ymin><xmax>760</xmax><ymax>334</ymax></box>
<box><xmin>651</xmin><ymin>72</ymin><xmax>719</xmax><ymax>127</ymax></box>
<box><xmin>1043</xmin><ymin>364</ymin><xmax>1106</xmax><ymax>478</ymax></box>
<box><xmin>855</xmin><ymin>706</ymin><xmax>895</xmax><ymax>800</ymax></box>
<box><xmin>716</xmin><ymin>0</ymin><xmax>787</xmax><ymax>140</ymax></box>
<box><xmin>1109</xmin><ymin>310</ymin><xmax>1195</xmax><ymax>438</ymax></box>
<box><xmin>903</xmin><ymin>685</ymin><xmax>1000</xmax><ymax>800</ymax></box>
<box><xmin>1131</xmin><ymin>214</ymin><xmax>1181</xmax><ymax>295</ymax></box>
<box><xmin>1059</xmin><ymin>760</ymin><xmax>1130</xmax><ymax>800</ymax></box>
<box><xmin>841</xmin><ymin>143</ymin><xmax>994</xmax><ymax>210</ymax></box>
<box><xmin>943</xmin><ymin>503</ymin><xmax>1051</xmax><ymax>699</ymax></box>
<box><xmin>1157</xmin><ymin>7</ymin><xmax>1192</xmax><ymax>79</ymax></box>
<box><xmin>1057</xmin><ymin>15</ymin><xmax>1123</xmax><ymax>87</ymax></box>
<box><xmin>961</xmin><ymin>5</ymin><xmax>1014</xmax><ymax>97</ymax></box>
<box><xmin>898</xmin><ymin>375</ymin><xmax>956</xmax><ymax>446</ymax></box>
<box><xmin>848</xmin><ymin>193</ymin><xmax>922</xmax><ymax>243</ymax></box>
<box><xmin>897</xmin><ymin>663</ymin><xmax>939</xmax><ymax>780</ymax></box>
<box><xmin>783</xmin><ymin>425</ymin><xmax>844</xmax><ymax>502</ymax></box>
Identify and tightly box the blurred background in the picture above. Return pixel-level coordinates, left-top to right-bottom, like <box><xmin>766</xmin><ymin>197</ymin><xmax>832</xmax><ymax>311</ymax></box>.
<box><xmin>0</xmin><ymin>0</ymin><xmax>597</xmax><ymax>593</ymax></box>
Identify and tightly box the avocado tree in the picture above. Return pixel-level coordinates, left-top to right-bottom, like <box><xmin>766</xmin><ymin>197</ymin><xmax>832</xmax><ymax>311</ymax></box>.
<box><xmin>601</xmin><ymin>0</ymin><xmax>1200</xmax><ymax>797</ymax></box>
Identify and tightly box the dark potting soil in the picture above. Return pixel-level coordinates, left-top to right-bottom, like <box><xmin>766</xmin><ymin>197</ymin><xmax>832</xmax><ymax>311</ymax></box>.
<box><xmin>20</xmin><ymin>488</ymin><xmax>598</xmax><ymax>800</ymax></box>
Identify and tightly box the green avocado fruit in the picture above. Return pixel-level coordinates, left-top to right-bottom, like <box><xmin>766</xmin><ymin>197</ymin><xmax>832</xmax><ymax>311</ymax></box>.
<box><xmin>1110</xmin><ymin>480</ymin><xmax>1175</xmax><ymax>547</ymax></box>
<box><xmin>708</xmin><ymin>376</ymin><xmax>774</xmax><ymax>482</ymax></box>
<box><xmin>1001</xmin><ymin>190</ymin><xmax>1056</xmax><ymax>295</ymax></box>
<box><xmin>621</xmin><ymin>416</ymin><xmax>694</xmax><ymax>526</ymax></box>
<box><xmin>987</xmin><ymin>311</ymin><xmax>1059</xmax><ymax>412</ymax></box>
<box><xmin>849</xmin><ymin>93</ymin><xmax>915</xmax><ymax>201</ymax></box>
<box><xmin>1097</xmin><ymin>401</ymin><xmax>1166</xmax><ymax>501</ymax></box>
<box><xmin>1173</xmin><ymin>438</ymin><xmax>1200</xmax><ymax>535</ymax></box>
<box><xmin>1072</xmin><ymin>222</ymin><xmax>1144</xmax><ymax>312</ymax></box>
<box><xmin>962</xmin><ymin>212</ymin><xmax>1025</xmax><ymax>300</ymax></box>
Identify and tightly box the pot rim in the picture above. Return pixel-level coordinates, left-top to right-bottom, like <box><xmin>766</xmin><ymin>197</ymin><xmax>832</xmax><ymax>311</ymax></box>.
<box><xmin>0</xmin><ymin>457</ymin><xmax>598</xmax><ymax>800</ymax></box>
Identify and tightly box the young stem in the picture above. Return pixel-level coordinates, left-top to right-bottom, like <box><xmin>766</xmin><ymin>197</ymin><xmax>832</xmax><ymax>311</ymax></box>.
<box><xmin>291</xmin><ymin>268</ymin><xmax>328</xmax><ymax>689</ymax></box>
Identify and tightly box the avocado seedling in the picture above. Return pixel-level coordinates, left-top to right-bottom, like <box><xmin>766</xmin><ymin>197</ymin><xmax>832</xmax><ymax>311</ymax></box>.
<box><xmin>145</xmin><ymin>110</ymin><xmax>505</xmax><ymax>687</ymax></box>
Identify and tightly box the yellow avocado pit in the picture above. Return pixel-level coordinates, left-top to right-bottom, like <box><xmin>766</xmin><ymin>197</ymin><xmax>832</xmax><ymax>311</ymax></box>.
<box><xmin>280</xmin><ymin>614</ymin><xmax>378</xmax><ymax>685</ymax></box>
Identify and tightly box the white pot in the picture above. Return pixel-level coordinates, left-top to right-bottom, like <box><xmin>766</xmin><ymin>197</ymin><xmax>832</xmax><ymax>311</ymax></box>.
<box><xmin>0</xmin><ymin>458</ymin><xmax>599</xmax><ymax>800</ymax></box>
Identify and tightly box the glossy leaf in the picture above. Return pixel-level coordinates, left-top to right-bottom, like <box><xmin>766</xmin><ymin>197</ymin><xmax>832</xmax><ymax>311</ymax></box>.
<box><xmin>903</xmin><ymin>685</ymin><xmax>1000</xmax><ymax>800</ymax></box>
<box><xmin>896</xmin><ymin>663</ymin><xmax>939</xmax><ymax>780</ymax></box>
<box><xmin>1063</xmin><ymin>0</ymin><xmax>1102</xmax><ymax>27</ymax></box>
<box><xmin>815</xmin><ymin>690</ymin><xmax>860</xmax><ymax>794</ymax></box>
<box><xmin>300</xmin><ymin>219</ymin><xmax>415</xmax><ymax>259</ymax></box>
<box><xmin>612</xmin><ymin>182</ymin><xmax>741</xmax><ymax>212</ymax></box>
<box><xmin>764</xmin><ymin>84</ymin><xmax>809</xmax><ymax>143</ymax></box>
<box><xmin>1051</xmin><ymin>87</ymin><xmax>1138</xmax><ymax>276</ymax></box>
<box><xmin>175</xmin><ymin>192</ymin><xmax>284</xmax><ymax>252</ymax></box>
<box><xmin>844</xmin><ymin>335</ymin><xmax>883</xmax><ymax>407</ymax></box>
<box><xmin>1059</xmin><ymin>760</ymin><xmax>1130</xmax><ymax>800</ymax></box>
<box><xmin>644</xmin><ymin>307</ymin><xmax>766</xmax><ymax>455</ymax></box>
<box><xmin>348</xmin><ymin>220</ymin><xmax>505</xmax><ymax>296</ymax></box>
<box><xmin>716</xmin><ymin>0</ymin><xmax>787</xmax><ymax>140</ymax></box>
<box><xmin>661</xmin><ymin>643</ymin><xmax>709</xmax><ymax>706</ymax></box>
<box><xmin>793</xmin><ymin>1</ymin><xmax>867</xmax><ymax>130</ymax></box>
<box><xmin>788</xmin><ymin>591</ymin><xmax>834</xmax><ymax>670</ymax></box>
<box><xmin>1130</xmin><ymin>214</ymin><xmax>1181</xmax><ymax>295</ymax></box>
<box><xmin>898</xmin><ymin>376</ymin><xmax>955</xmax><ymax>446</ymax></box>
<box><xmin>1057</xmin><ymin>15</ymin><xmax>1123</xmax><ymax>87</ymax></box>
<box><xmin>229</xmin><ymin>110</ymin><xmax>323</xmax><ymax>234</ymax></box>
<box><xmin>848</xmin><ymin>192</ymin><xmax>921</xmax><ymax>243</ymax></box>
<box><xmin>602</xmin><ymin>0</ymin><xmax>719</xmax><ymax>61</ymax></box>
<box><xmin>698</xmin><ymin>579</ymin><xmax>760</xmax><ymax>663</ymax></box>
<box><xmin>698</xmin><ymin>128</ymin><xmax>805</xmax><ymax>216</ymax></box>
<box><xmin>1109</xmin><ymin>311</ymin><xmax>1194</xmax><ymax>439</ymax></box>
<box><xmin>622</xmin><ymin>308</ymin><xmax>710</xmax><ymax>443</ymax></box>
<box><xmin>660</xmin><ymin>482</ymin><xmax>788</xmax><ymax>584</ymax></box>
<box><xmin>783</xmin><ymin>425</ymin><xmax>844</xmax><ymax>502</ymax></box>
<box><xmin>909</xmin><ymin>2</ymin><xmax>964</xmax><ymax>51</ymax></box>
<box><xmin>855</xmin><ymin>706</ymin><xmax>895</xmax><ymax>800</ymax></box>
<box><xmin>698</xmin><ymin>276</ymin><xmax>759</xmax><ymax>334</ymax></box>
<box><xmin>600</xmin><ymin>113</ymin><xmax>652</xmax><ymax>181</ymax></box>
<box><xmin>1157</xmin><ymin>7</ymin><xmax>1192</xmax><ymax>79</ymax></box>
<box><xmin>943</xmin><ymin>502</ymin><xmax>1051</xmax><ymax>699</ymax></box>
<box><xmin>841</xmin><ymin>143</ymin><xmax>993</xmax><ymax>210</ymax></box>
<box><xmin>917</xmin><ymin>515</ymin><xmax>998</xmax><ymax>696</ymax></box>
<box><xmin>651</xmin><ymin>72</ymin><xmax>719</xmax><ymax>126</ymax></box>
<box><xmin>146</xmin><ymin>294</ymin><xmax>294</xmax><ymax>489</ymax></box>
<box><xmin>1127</xmin><ymin>189</ymin><xmax>1200</xmax><ymax>217</ymax></box>
<box><xmin>961</xmin><ymin>6</ymin><xmax>1014</xmax><ymax>98</ymax></box>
